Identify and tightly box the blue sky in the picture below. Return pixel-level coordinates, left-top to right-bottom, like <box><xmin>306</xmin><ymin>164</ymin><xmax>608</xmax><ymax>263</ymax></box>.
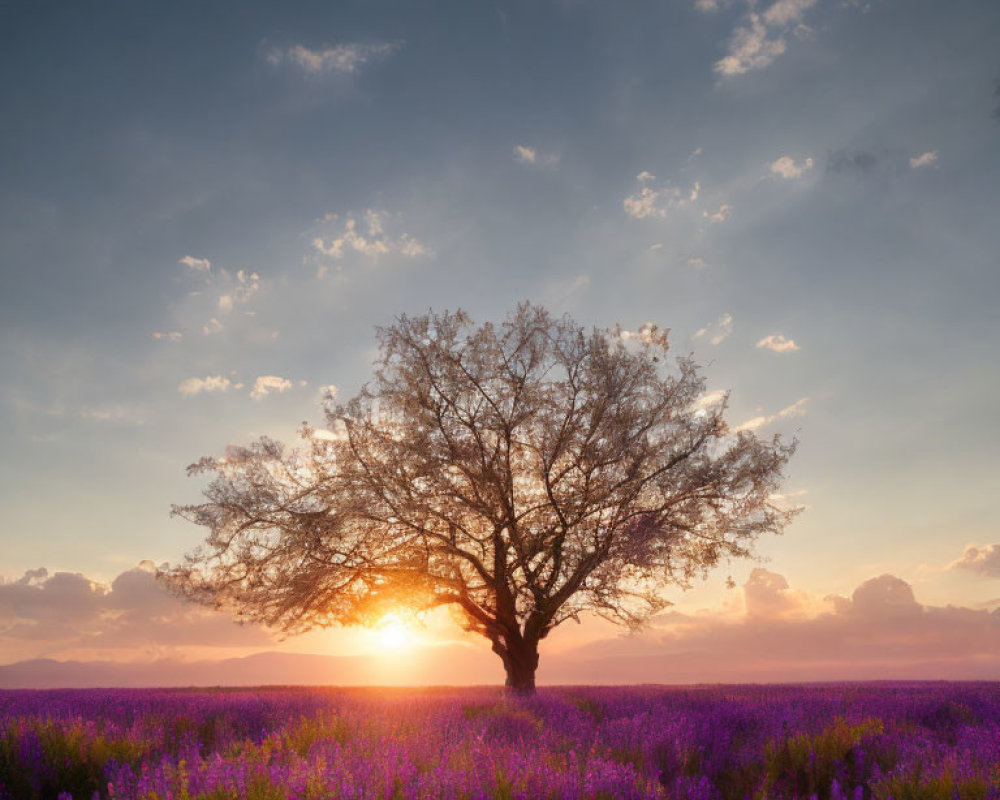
<box><xmin>1</xmin><ymin>0</ymin><xmax>998</xmax><ymax>671</ymax></box>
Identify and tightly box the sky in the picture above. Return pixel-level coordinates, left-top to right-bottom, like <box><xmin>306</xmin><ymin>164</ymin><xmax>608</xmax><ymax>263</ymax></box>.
<box><xmin>1</xmin><ymin>0</ymin><xmax>998</xmax><ymax>684</ymax></box>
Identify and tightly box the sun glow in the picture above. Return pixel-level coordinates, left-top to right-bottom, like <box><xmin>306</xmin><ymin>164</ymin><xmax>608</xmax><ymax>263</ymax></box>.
<box><xmin>374</xmin><ymin>613</ymin><xmax>417</xmax><ymax>651</ymax></box>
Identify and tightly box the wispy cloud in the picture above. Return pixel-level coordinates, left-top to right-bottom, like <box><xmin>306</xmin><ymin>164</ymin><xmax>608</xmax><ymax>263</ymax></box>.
<box><xmin>177</xmin><ymin>375</ymin><xmax>233</xmax><ymax>396</ymax></box>
<box><xmin>624</xmin><ymin>173</ymin><xmax>700</xmax><ymax>219</ymax></box>
<box><xmin>693</xmin><ymin>312</ymin><xmax>733</xmax><ymax>345</ymax></box>
<box><xmin>909</xmin><ymin>151</ymin><xmax>938</xmax><ymax>169</ymax></box>
<box><xmin>218</xmin><ymin>269</ymin><xmax>260</xmax><ymax>314</ymax></box>
<box><xmin>250</xmin><ymin>375</ymin><xmax>293</xmax><ymax>399</ymax></box>
<box><xmin>179</xmin><ymin>255</ymin><xmax>211</xmax><ymax>272</ymax></box>
<box><xmin>201</xmin><ymin>318</ymin><xmax>223</xmax><ymax>335</ymax></box>
<box><xmin>756</xmin><ymin>333</ymin><xmax>800</xmax><ymax>352</ymax></box>
<box><xmin>513</xmin><ymin>145</ymin><xmax>537</xmax><ymax>164</ymax></box>
<box><xmin>714</xmin><ymin>0</ymin><xmax>818</xmax><ymax>77</ymax></box>
<box><xmin>152</xmin><ymin>331</ymin><xmax>182</xmax><ymax>342</ymax></box>
<box><xmin>313</xmin><ymin>210</ymin><xmax>431</xmax><ymax>276</ymax></box>
<box><xmin>702</xmin><ymin>203</ymin><xmax>731</xmax><ymax>223</ymax></box>
<box><xmin>266</xmin><ymin>42</ymin><xmax>399</xmax><ymax>75</ymax></box>
<box><xmin>513</xmin><ymin>144</ymin><xmax>559</xmax><ymax>167</ymax></box>
<box><xmin>769</xmin><ymin>156</ymin><xmax>814</xmax><ymax>179</ymax></box>
<box><xmin>734</xmin><ymin>396</ymin><xmax>809</xmax><ymax>431</ymax></box>
<box><xmin>949</xmin><ymin>544</ymin><xmax>1000</xmax><ymax>578</ymax></box>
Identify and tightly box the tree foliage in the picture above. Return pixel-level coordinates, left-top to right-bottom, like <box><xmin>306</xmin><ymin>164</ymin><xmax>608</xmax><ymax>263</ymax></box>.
<box><xmin>169</xmin><ymin>303</ymin><xmax>797</xmax><ymax>693</ymax></box>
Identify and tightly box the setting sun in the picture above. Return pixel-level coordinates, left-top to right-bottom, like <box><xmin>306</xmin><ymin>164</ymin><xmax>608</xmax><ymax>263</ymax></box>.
<box><xmin>374</xmin><ymin>614</ymin><xmax>417</xmax><ymax>651</ymax></box>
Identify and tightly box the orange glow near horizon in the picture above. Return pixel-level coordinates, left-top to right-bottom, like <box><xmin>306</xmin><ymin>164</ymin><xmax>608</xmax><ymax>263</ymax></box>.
<box><xmin>373</xmin><ymin>612</ymin><xmax>420</xmax><ymax>652</ymax></box>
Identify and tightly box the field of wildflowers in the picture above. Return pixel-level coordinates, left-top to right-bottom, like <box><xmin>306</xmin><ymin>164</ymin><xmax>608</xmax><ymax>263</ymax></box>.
<box><xmin>1</xmin><ymin>683</ymin><xmax>998</xmax><ymax>800</ymax></box>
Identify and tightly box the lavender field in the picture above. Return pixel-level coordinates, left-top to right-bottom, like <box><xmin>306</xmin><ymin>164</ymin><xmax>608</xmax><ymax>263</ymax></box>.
<box><xmin>2</xmin><ymin>684</ymin><xmax>999</xmax><ymax>800</ymax></box>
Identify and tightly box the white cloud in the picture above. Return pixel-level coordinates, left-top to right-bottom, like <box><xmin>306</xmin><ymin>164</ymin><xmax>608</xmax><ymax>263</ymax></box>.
<box><xmin>756</xmin><ymin>333</ymin><xmax>800</xmax><ymax>352</ymax></box>
<box><xmin>513</xmin><ymin>145</ymin><xmax>536</xmax><ymax>164</ymax></box>
<box><xmin>267</xmin><ymin>42</ymin><xmax>398</xmax><ymax>75</ymax></box>
<box><xmin>178</xmin><ymin>375</ymin><xmax>233</xmax><ymax>396</ymax></box>
<box><xmin>909</xmin><ymin>151</ymin><xmax>938</xmax><ymax>169</ymax></box>
<box><xmin>513</xmin><ymin>145</ymin><xmax>559</xmax><ymax>168</ymax></box>
<box><xmin>217</xmin><ymin>269</ymin><xmax>260</xmax><ymax>313</ymax></box>
<box><xmin>624</xmin><ymin>175</ymin><xmax>700</xmax><ymax>219</ymax></box>
<box><xmin>624</xmin><ymin>187</ymin><xmax>666</xmax><ymax>219</ymax></box>
<box><xmin>694</xmin><ymin>0</ymin><xmax>720</xmax><ymax>11</ymax></box>
<box><xmin>715</xmin><ymin>13</ymin><xmax>786</xmax><ymax>76</ymax></box>
<box><xmin>762</xmin><ymin>0</ymin><xmax>817</xmax><ymax>27</ymax></box>
<box><xmin>702</xmin><ymin>203</ymin><xmax>731</xmax><ymax>223</ymax></box>
<box><xmin>152</xmin><ymin>331</ymin><xmax>182</xmax><ymax>342</ymax></box>
<box><xmin>313</xmin><ymin>210</ymin><xmax>430</xmax><ymax>271</ymax></box>
<box><xmin>769</xmin><ymin>156</ymin><xmax>814</xmax><ymax>179</ymax></box>
<box><xmin>250</xmin><ymin>375</ymin><xmax>293</xmax><ymax>399</ymax></box>
<box><xmin>714</xmin><ymin>0</ymin><xmax>819</xmax><ymax>77</ymax></box>
<box><xmin>693</xmin><ymin>312</ymin><xmax>733</xmax><ymax>345</ymax></box>
<box><xmin>735</xmin><ymin>396</ymin><xmax>809</xmax><ymax>432</ymax></box>
<box><xmin>202</xmin><ymin>317</ymin><xmax>223</xmax><ymax>335</ymax></box>
<box><xmin>690</xmin><ymin>389</ymin><xmax>729</xmax><ymax>413</ymax></box>
<box><xmin>179</xmin><ymin>255</ymin><xmax>211</xmax><ymax>272</ymax></box>
<box><xmin>687</xmin><ymin>257</ymin><xmax>708</xmax><ymax>269</ymax></box>
<box><xmin>399</xmin><ymin>234</ymin><xmax>431</xmax><ymax>258</ymax></box>
<box><xmin>618</xmin><ymin>322</ymin><xmax>669</xmax><ymax>347</ymax></box>
<box><xmin>949</xmin><ymin>544</ymin><xmax>1000</xmax><ymax>578</ymax></box>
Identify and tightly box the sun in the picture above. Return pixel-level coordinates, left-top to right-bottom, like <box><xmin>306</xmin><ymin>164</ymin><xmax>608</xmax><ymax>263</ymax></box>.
<box><xmin>374</xmin><ymin>613</ymin><xmax>417</xmax><ymax>651</ymax></box>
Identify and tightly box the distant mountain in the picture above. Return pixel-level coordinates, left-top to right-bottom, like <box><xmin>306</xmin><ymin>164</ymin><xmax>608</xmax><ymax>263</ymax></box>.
<box><xmin>0</xmin><ymin>646</ymin><xmax>501</xmax><ymax>689</ymax></box>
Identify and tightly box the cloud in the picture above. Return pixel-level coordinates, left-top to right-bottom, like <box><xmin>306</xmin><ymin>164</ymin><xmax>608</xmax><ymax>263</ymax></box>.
<box><xmin>756</xmin><ymin>333</ymin><xmax>800</xmax><ymax>352</ymax></box>
<box><xmin>179</xmin><ymin>255</ymin><xmax>211</xmax><ymax>272</ymax></box>
<box><xmin>693</xmin><ymin>312</ymin><xmax>733</xmax><ymax>345</ymax></box>
<box><xmin>152</xmin><ymin>331</ymin><xmax>182</xmax><ymax>342</ymax></box>
<box><xmin>178</xmin><ymin>375</ymin><xmax>233</xmax><ymax>396</ymax></box>
<box><xmin>624</xmin><ymin>187</ymin><xmax>666</xmax><ymax>219</ymax></box>
<box><xmin>313</xmin><ymin>210</ymin><xmax>430</xmax><ymax>275</ymax></box>
<box><xmin>202</xmin><ymin>317</ymin><xmax>224</xmax><ymax>335</ymax></box>
<box><xmin>714</xmin><ymin>0</ymin><xmax>818</xmax><ymax>77</ymax></box>
<box><xmin>513</xmin><ymin>144</ymin><xmax>559</xmax><ymax>167</ymax></box>
<box><xmin>715</xmin><ymin>13</ymin><xmax>787</xmax><ymax>76</ymax></box>
<box><xmin>690</xmin><ymin>389</ymin><xmax>729</xmax><ymax>413</ymax></box>
<box><xmin>761</xmin><ymin>0</ymin><xmax>817</xmax><ymax>27</ymax></box>
<box><xmin>547</xmin><ymin>571</ymin><xmax>1000</xmax><ymax>683</ymax></box>
<box><xmin>734</xmin><ymin>396</ymin><xmax>809</xmax><ymax>432</ymax></box>
<box><xmin>266</xmin><ymin>42</ymin><xmax>398</xmax><ymax>75</ymax></box>
<box><xmin>0</xmin><ymin>564</ymin><xmax>272</xmax><ymax>662</ymax></box>
<box><xmin>909</xmin><ymin>151</ymin><xmax>938</xmax><ymax>169</ymax></box>
<box><xmin>618</xmin><ymin>322</ymin><xmax>669</xmax><ymax>348</ymax></box>
<box><xmin>624</xmin><ymin>174</ymin><xmax>700</xmax><ymax>219</ymax></box>
<box><xmin>513</xmin><ymin>145</ymin><xmax>536</xmax><ymax>164</ymax></box>
<box><xmin>217</xmin><ymin>269</ymin><xmax>260</xmax><ymax>313</ymax></box>
<box><xmin>702</xmin><ymin>203</ymin><xmax>731</xmax><ymax>223</ymax></box>
<box><xmin>769</xmin><ymin>156</ymin><xmax>814</xmax><ymax>179</ymax></box>
<box><xmin>686</xmin><ymin>257</ymin><xmax>708</xmax><ymax>269</ymax></box>
<box><xmin>949</xmin><ymin>544</ymin><xmax>1000</xmax><ymax>578</ymax></box>
<box><xmin>250</xmin><ymin>375</ymin><xmax>293</xmax><ymax>399</ymax></box>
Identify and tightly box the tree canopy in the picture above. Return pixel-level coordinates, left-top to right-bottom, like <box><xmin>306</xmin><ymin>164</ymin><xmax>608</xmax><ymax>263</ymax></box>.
<box><xmin>168</xmin><ymin>303</ymin><xmax>797</xmax><ymax>693</ymax></box>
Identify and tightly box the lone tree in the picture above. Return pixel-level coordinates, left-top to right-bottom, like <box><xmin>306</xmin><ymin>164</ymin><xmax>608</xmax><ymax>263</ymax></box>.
<box><xmin>169</xmin><ymin>303</ymin><xmax>796</xmax><ymax>694</ymax></box>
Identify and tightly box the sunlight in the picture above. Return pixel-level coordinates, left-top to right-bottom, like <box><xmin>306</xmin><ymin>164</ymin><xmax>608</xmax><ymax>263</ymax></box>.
<box><xmin>374</xmin><ymin>613</ymin><xmax>417</xmax><ymax>651</ymax></box>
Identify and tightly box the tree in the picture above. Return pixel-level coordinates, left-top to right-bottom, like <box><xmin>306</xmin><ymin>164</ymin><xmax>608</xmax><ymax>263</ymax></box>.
<box><xmin>168</xmin><ymin>303</ymin><xmax>797</xmax><ymax>695</ymax></box>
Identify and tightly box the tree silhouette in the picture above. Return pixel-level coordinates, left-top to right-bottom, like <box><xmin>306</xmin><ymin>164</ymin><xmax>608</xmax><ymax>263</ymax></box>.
<box><xmin>168</xmin><ymin>303</ymin><xmax>797</xmax><ymax>694</ymax></box>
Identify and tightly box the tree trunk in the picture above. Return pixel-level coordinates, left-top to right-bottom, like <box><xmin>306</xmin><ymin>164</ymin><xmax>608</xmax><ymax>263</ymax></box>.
<box><xmin>498</xmin><ymin>637</ymin><xmax>539</xmax><ymax>696</ymax></box>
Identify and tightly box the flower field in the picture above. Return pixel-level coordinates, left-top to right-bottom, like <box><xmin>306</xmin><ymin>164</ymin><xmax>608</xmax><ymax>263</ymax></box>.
<box><xmin>1</xmin><ymin>683</ymin><xmax>998</xmax><ymax>800</ymax></box>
